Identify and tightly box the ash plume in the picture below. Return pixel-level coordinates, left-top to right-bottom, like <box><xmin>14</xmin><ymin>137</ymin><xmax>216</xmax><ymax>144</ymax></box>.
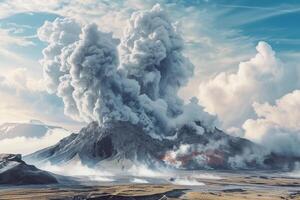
<box><xmin>39</xmin><ymin>4</ymin><xmax>216</xmax><ymax>138</ymax></box>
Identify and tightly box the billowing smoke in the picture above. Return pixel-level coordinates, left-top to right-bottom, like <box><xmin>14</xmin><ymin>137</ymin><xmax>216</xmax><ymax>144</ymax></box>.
<box><xmin>119</xmin><ymin>4</ymin><xmax>193</xmax><ymax>116</ymax></box>
<box><xmin>39</xmin><ymin>4</ymin><xmax>216</xmax><ymax>138</ymax></box>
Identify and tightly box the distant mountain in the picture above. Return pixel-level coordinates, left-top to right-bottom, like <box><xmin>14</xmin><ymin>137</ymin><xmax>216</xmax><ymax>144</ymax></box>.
<box><xmin>28</xmin><ymin>119</ymin><xmax>46</xmax><ymax>125</ymax></box>
<box><xmin>0</xmin><ymin>154</ymin><xmax>57</xmax><ymax>185</ymax></box>
<box><xmin>26</xmin><ymin>121</ymin><xmax>300</xmax><ymax>170</ymax></box>
<box><xmin>0</xmin><ymin>121</ymin><xmax>63</xmax><ymax>140</ymax></box>
<box><xmin>0</xmin><ymin>121</ymin><xmax>72</xmax><ymax>155</ymax></box>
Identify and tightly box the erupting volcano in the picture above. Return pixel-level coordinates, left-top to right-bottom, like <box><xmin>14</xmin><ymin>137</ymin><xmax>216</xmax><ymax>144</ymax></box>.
<box><xmin>26</xmin><ymin>4</ymin><xmax>300</xmax><ymax>171</ymax></box>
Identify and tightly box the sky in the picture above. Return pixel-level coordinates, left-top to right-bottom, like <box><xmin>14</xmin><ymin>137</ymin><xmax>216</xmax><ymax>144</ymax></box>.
<box><xmin>0</xmin><ymin>0</ymin><xmax>299</xmax><ymax>148</ymax></box>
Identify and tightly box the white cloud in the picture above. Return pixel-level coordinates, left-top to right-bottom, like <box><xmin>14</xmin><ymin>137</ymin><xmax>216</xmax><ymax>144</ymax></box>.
<box><xmin>0</xmin><ymin>28</ymin><xmax>34</xmax><ymax>47</ymax></box>
<box><xmin>0</xmin><ymin>27</ymin><xmax>38</xmax><ymax>70</ymax></box>
<box><xmin>198</xmin><ymin>41</ymin><xmax>299</xmax><ymax>129</ymax></box>
<box><xmin>0</xmin><ymin>68</ymin><xmax>82</xmax><ymax>130</ymax></box>
<box><xmin>243</xmin><ymin>90</ymin><xmax>300</xmax><ymax>156</ymax></box>
<box><xmin>0</xmin><ymin>0</ymin><xmax>62</xmax><ymax>19</ymax></box>
<box><xmin>0</xmin><ymin>68</ymin><xmax>45</xmax><ymax>92</ymax></box>
<box><xmin>216</xmin><ymin>4</ymin><xmax>300</xmax><ymax>27</ymax></box>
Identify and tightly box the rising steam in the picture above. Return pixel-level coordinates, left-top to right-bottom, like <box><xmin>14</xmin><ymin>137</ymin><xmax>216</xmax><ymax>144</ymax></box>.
<box><xmin>39</xmin><ymin>4</ymin><xmax>216</xmax><ymax>138</ymax></box>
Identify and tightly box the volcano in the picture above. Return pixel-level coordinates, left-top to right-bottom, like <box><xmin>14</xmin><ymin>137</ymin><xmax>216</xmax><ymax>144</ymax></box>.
<box><xmin>26</xmin><ymin>5</ymin><xmax>300</xmax><ymax>172</ymax></box>
<box><xmin>26</xmin><ymin>121</ymin><xmax>300</xmax><ymax>170</ymax></box>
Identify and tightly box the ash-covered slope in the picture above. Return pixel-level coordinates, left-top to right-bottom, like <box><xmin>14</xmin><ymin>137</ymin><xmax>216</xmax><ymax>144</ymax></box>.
<box><xmin>0</xmin><ymin>154</ymin><xmax>57</xmax><ymax>185</ymax></box>
<box><xmin>26</xmin><ymin>121</ymin><xmax>172</xmax><ymax>168</ymax></box>
<box><xmin>26</xmin><ymin>121</ymin><xmax>299</xmax><ymax>170</ymax></box>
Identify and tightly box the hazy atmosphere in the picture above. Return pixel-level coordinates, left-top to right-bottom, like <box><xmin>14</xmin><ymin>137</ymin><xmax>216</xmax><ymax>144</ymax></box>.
<box><xmin>0</xmin><ymin>1</ymin><xmax>300</xmax><ymax>199</ymax></box>
<box><xmin>1</xmin><ymin>0</ymin><xmax>300</xmax><ymax>154</ymax></box>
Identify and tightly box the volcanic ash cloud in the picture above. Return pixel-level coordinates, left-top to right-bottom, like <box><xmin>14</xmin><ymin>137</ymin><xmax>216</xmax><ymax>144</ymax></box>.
<box><xmin>38</xmin><ymin>4</ymin><xmax>216</xmax><ymax>139</ymax></box>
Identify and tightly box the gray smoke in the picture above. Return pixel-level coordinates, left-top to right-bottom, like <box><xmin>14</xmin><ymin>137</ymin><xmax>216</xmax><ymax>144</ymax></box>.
<box><xmin>38</xmin><ymin>4</ymin><xmax>216</xmax><ymax>139</ymax></box>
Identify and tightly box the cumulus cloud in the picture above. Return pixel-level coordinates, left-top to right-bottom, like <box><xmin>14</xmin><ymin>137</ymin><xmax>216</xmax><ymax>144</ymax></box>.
<box><xmin>39</xmin><ymin>5</ymin><xmax>216</xmax><ymax>139</ymax></box>
<box><xmin>197</xmin><ymin>41</ymin><xmax>300</xmax><ymax>156</ymax></box>
<box><xmin>198</xmin><ymin>41</ymin><xmax>299</xmax><ymax>130</ymax></box>
<box><xmin>0</xmin><ymin>128</ymin><xmax>71</xmax><ymax>155</ymax></box>
<box><xmin>243</xmin><ymin>90</ymin><xmax>300</xmax><ymax>156</ymax></box>
<box><xmin>0</xmin><ymin>68</ymin><xmax>45</xmax><ymax>92</ymax></box>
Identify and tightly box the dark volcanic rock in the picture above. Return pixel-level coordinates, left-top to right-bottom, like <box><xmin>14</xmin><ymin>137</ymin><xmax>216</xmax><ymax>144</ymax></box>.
<box><xmin>0</xmin><ymin>154</ymin><xmax>58</xmax><ymax>185</ymax></box>
<box><xmin>26</xmin><ymin>121</ymin><xmax>300</xmax><ymax>170</ymax></box>
<box><xmin>27</xmin><ymin>121</ymin><xmax>174</xmax><ymax>167</ymax></box>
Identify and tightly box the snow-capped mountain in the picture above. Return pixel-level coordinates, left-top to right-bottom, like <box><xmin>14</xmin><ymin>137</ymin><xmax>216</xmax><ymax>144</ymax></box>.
<box><xmin>0</xmin><ymin>154</ymin><xmax>58</xmax><ymax>185</ymax></box>
<box><xmin>0</xmin><ymin>120</ymin><xmax>72</xmax><ymax>155</ymax></box>
<box><xmin>0</xmin><ymin>120</ymin><xmax>61</xmax><ymax>140</ymax></box>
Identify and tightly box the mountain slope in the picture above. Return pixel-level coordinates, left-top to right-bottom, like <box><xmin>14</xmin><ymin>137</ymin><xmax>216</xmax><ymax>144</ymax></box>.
<box><xmin>26</xmin><ymin>121</ymin><xmax>300</xmax><ymax>170</ymax></box>
<box><xmin>0</xmin><ymin>154</ymin><xmax>57</xmax><ymax>185</ymax></box>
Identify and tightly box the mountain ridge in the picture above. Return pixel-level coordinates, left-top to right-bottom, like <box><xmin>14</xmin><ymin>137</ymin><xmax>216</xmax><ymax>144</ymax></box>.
<box><xmin>0</xmin><ymin>121</ymin><xmax>63</xmax><ymax>140</ymax></box>
<box><xmin>0</xmin><ymin>154</ymin><xmax>58</xmax><ymax>185</ymax></box>
<box><xmin>26</xmin><ymin>121</ymin><xmax>300</xmax><ymax>171</ymax></box>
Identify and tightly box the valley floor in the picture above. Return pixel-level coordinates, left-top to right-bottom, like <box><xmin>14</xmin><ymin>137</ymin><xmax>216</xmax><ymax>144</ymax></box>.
<box><xmin>0</xmin><ymin>171</ymin><xmax>300</xmax><ymax>200</ymax></box>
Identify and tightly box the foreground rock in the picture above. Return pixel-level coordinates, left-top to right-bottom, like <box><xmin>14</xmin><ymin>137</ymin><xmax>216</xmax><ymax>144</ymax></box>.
<box><xmin>26</xmin><ymin>121</ymin><xmax>300</xmax><ymax>170</ymax></box>
<box><xmin>0</xmin><ymin>154</ymin><xmax>57</xmax><ymax>185</ymax></box>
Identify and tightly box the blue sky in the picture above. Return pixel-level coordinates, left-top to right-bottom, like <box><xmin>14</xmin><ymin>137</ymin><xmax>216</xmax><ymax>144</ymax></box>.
<box><xmin>0</xmin><ymin>0</ymin><xmax>299</xmax><ymax>134</ymax></box>
<box><xmin>0</xmin><ymin>12</ymin><xmax>58</xmax><ymax>59</ymax></box>
<box><xmin>1</xmin><ymin>1</ymin><xmax>300</xmax><ymax>69</ymax></box>
<box><xmin>2</xmin><ymin>1</ymin><xmax>300</xmax><ymax>62</ymax></box>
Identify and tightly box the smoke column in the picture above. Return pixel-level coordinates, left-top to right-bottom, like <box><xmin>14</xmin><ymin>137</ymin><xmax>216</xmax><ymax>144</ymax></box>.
<box><xmin>39</xmin><ymin>4</ymin><xmax>216</xmax><ymax>139</ymax></box>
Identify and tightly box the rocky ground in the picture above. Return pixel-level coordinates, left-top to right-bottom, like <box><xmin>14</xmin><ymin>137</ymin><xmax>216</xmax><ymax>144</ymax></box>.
<box><xmin>1</xmin><ymin>173</ymin><xmax>299</xmax><ymax>200</ymax></box>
